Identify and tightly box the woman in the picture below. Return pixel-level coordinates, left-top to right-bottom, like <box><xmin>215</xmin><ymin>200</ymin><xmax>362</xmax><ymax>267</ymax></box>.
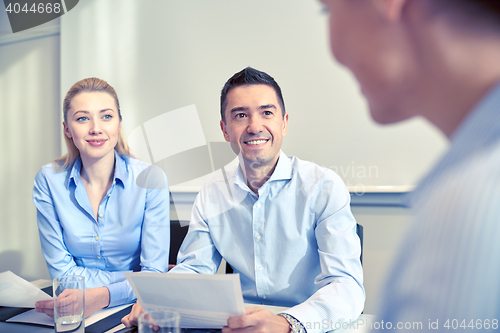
<box><xmin>33</xmin><ymin>78</ymin><xmax>170</xmax><ymax>317</ymax></box>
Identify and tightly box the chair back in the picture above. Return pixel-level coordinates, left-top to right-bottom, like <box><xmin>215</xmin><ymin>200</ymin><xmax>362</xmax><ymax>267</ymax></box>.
<box><xmin>169</xmin><ymin>220</ymin><xmax>189</xmax><ymax>265</ymax></box>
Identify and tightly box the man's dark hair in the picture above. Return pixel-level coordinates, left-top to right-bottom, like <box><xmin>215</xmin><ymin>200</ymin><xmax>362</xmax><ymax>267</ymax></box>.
<box><xmin>430</xmin><ymin>0</ymin><xmax>500</xmax><ymax>25</ymax></box>
<box><xmin>455</xmin><ymin>0</ymin><xmax>500</xmax><ymax>13</ymax></box>
<box><xmin>220</xmin><ymin>67</ymin><xmax>286</xmax><ymax>123</ymax></box>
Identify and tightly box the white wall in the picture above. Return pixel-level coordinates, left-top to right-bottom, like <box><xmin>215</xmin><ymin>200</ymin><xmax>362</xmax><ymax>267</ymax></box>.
<box><xmin>0</xmin><ymin>12</ymin><xmax>60</xmax><ymax>281</ymax></box>
<box><xmin>60</xmin><ymin>0</ymin><xmax>448</xmax><ymax>190</ymax></box>
<box><xmin>0</xmin><ymin>0</ymin><xmax>423</xmax><ymax>316</ymax></box>
<box><xmin>352</xmin><ymin>206</ymin><xmax>411</xmax><ymax>314</ymax></box>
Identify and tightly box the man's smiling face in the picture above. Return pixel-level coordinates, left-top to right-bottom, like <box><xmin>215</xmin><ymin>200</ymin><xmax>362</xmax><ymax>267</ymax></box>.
<box><xmin>220</xmin><ymin>84</ymin><xmax>288</xmax><ymax>172</ymax></box>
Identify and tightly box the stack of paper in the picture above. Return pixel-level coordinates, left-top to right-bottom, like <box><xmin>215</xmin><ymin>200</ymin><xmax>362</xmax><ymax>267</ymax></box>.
<box><xmin>0</xmin><ymin>270</ymin><xmax>132</xmax><ymax>331</ymax></box>
<box><xmin>6</xmin><ymin>303</ymin><xmax>132</xmax><ymax>328</ymax></box>
<box><xmin>0</xmin><ymin>270</ymin><xmax>52</xmax><ymax>307</ymax></box>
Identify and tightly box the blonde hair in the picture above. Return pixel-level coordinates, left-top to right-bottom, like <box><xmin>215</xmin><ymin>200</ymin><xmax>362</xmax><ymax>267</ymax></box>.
<box><xmin>54</xmin><ymin>78</ymin><xmax>132</xmax><ymax>170</ymax></box>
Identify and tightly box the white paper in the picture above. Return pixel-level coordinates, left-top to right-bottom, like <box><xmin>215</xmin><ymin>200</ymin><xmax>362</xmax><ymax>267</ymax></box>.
<box><xmin>6</xmin><ymin>309</ymin><xmax>54</xmax><ymax>326</ymax></box>
<box><xmin>6</xmin><ymin>303</ymin><xmax>132</xmax><ymax>327</ymax></box>
<box><xmin>125</xmin><ymin>272</ymin><xmax>245</xmax><ymax>329</ymax></box>
<box><xmin>0</xmin><ymin>271</ymin><xmax>52</xmax><ymax>307</ymax></box>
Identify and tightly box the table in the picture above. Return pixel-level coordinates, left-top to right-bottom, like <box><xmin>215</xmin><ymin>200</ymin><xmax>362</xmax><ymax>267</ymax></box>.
<box><xmin>0</xmin><ymin>279</ymin><xmax>373</xmax><ymax>333</ymax></box>
<box><xmin>0</xmin><ymin>322</ymin><xmax>221</xmax><ymax>333</ymax></box>
<box><xmin>0</xmin><ymin>314</ymin><xmax>375</xmax><ymax>333</ymax></box>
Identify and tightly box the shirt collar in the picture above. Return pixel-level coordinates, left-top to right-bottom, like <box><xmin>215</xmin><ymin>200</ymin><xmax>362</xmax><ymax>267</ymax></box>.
<box><xmin>233</xmin><ymin>150</ymin><xmax>292</xmax><ymax>192</ymax></box>
<box><xmin>113</xmin><ymin>151</ymin><xmax>128</xmax><ymax>187</ymax></box>
<box><xmin>446</xmin><ymin>81</ymin><xmax>500</xmax><ymax>162</ymax></box>
<box><xmin>67</xmin><ymin>151</ymin><xmax>128</xmax><ymax>189</ymax></box>
<box><xmin>268</xmin><ymin>150</ymin><xmax>292</xmax><ymax>182</ymax></box>
<box><xmin>67</xmin><ymin>157</ymin><xmax>83</xmax><ymax>189</ymax></box>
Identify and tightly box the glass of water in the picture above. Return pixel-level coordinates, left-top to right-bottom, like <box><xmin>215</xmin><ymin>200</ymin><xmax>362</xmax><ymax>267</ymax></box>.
<box><xmin>139</xmin><ymin>310</ymin><xmax>180</xmax><ymax>333</ymax></box>
<box><xmin>53</xmin><ymin>275</ymin><xmax>85</xmax><ymax>333</ymax></box>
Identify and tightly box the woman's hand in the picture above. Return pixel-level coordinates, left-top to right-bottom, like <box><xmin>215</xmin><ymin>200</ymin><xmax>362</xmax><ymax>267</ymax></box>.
<box><xmin>84</xmin><ymin>287</ymin><xmax>110</xmax><ymax>318</ymax></box>
<box><xmin>35</xmin><ymin>299</ymin><xmax>56</xmax><ymax>318</ymax></box>
<box><xmin>35</xmin><ymin>286</ymin><xmax>110</xmax><ymax>319</ymax></box>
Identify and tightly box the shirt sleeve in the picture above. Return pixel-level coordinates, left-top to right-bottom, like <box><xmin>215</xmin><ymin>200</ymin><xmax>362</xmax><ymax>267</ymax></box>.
<box><xmin>284</xmin><ymin>173</ymin><xmax>365</xmax><ymax>333</ymax></box>
<box><xmin>109</xmin><ymin>166</ymin><xmax>170</xmax><ymax>307</ymax></box>
<box><xmin>33</xmin><ymin>166</ymin><xmax>170</xmax><ymax>308</ymax></box>
<box><xmin>169</xmin><ymin>188</ymin><xmax>223</xmax><ymax>275</ymax></box>
<box><xmin>139</xmin><ymin>166</ymin><xmax>170</xmax><ymax>273</ymax></box>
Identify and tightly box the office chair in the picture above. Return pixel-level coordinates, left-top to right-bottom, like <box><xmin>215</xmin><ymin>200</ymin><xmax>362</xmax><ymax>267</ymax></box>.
<box><xmin>357</xmin><ymin>223</ymin><xmax>364</xmax><ymax>265</ymax></box>
<box><xmin>169</xmin><ymin>220</ymin><xmax>189</xmax><ymax>268</ymax></box>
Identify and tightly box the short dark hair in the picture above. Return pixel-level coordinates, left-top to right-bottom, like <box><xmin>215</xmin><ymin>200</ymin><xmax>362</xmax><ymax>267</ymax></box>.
<box><xmin>429</xmin><ymin>0</ymin><xmax>500</xmax><ymax>25</ymax></box>
<box><xmin>451</xmin><ymin>0</ymin><xmax>500</xmax><ymax>13</ymax></box>
<box><xmin>220</xmin><ymin>67</ymin><xmax>286</xmax><ymax>123</ymax></box>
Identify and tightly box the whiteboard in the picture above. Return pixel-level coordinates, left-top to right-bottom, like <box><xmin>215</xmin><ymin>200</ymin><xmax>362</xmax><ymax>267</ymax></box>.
<box><xmin>60</xmin><ymin>0</ymin><xmax>447</xmax><ymax>191</ymax></box>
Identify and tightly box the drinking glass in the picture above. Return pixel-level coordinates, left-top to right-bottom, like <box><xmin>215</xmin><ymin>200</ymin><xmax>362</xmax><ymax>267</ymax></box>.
<box><xmin>139</xmin><ymin>310</ymin><xmax>180</xmax><ymax>333</ymax></box>
<box><xmin>53</xmin><ymin>275</ymin><xmax>85</xmax><ymax>333</ymax></box>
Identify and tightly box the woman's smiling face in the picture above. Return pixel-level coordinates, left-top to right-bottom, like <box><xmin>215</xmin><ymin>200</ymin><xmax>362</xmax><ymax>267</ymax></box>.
<box><xmin>64</xmin><ymin>91</ymin><xmax>121</xmax><ymax>162</ymax></box>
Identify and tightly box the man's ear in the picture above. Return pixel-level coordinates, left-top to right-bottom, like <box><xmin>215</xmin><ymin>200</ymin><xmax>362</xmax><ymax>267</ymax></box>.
<box><xmin>220</xmin><ymin>119</ymin><xmax>230</xmax><ymax>142</ymax></box>
<box><xmin>376</xmin><ymin>0</ymin><xmax>407</xmax><ymax>22</ymax></box>
<box><xmin>282</xmin><ymin>113</ymin><xmax>289</xmax><ymax>137</ymax></box>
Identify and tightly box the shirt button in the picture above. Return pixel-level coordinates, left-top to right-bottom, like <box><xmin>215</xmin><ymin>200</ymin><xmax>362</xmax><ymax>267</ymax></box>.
<box><xmin>107</xmin><ymin>194</ymin><xmax>111</xmax><ymax>197</ymax></box>
<box><xmin>113</xmin><ymin>181</ymin><xmax>116</xmax><ymax>185</ymax></box>
<box><xmin>97</xmin><ymin>256</ymin><xmax>101</xmax><ymax>259</ymax></box>
<box><xmin>256</xmin><ymin>234</ymin><xmax>261</xmax><ymax>240</ymax></box>
<box><xmin>95</xmin><ymin>236</ymin><xmax>99</xmax><ymax>241</ymax></box>
<box><xmin>99</xmin><ymin>213</ymin><xmax>103</xmax><ymax>218</ymax></box>
<box><xmin>255</xmin><ymin>203</ymin><xmax>261</xmax><ymax>208</ymax></box>
<box><xmin>262</xmin><ymin>295</ymin><xmax>267</xmax><ymax>299</ymax></box>
<box><xmin>258</xmin><ymin>266</ymin><xmax>263</xmax><ymax>271</ymax></box>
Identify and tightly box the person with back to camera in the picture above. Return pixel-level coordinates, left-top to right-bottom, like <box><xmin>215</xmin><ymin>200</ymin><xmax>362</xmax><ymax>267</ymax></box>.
<box><xmin>33</xmin><ymin>78</ymin><xmax>170</xmax><ymax>317</ymax></box>
<box><xmin>320</xmin><ymin>0</ymin><xmax>500</xmax><ymax>330</ymax></box>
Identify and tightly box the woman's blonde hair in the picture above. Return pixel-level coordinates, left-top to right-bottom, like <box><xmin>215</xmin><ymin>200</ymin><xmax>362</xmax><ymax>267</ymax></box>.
<box><xmin>54</xmin><ymin>78</ymin><xmax>132</xmax><ymax>170</ymax></box>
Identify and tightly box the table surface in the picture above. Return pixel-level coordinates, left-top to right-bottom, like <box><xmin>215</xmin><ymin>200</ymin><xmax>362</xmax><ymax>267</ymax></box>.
<box><xmin>0</xmin><ymin>279</ymin><xmax>374</xmax><ymax>333</ymax></box>
<box><xmin>0</xmin><ymin>314</ymin><xmax>375</xmax><ymax>333</ymax></box>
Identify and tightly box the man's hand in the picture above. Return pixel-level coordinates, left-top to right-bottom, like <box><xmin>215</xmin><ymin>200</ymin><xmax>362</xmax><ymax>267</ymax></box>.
<box><xmin>35</xmin><ymin>287</ymin><xmax>109</xmax><ymax>319</ymax></box>
<box><xmin>222</xmin><ymin>307</ymin><xmax>291</xmax><ymax>333</ymax></box>
<box><xmin>121</xmin><ymin>301</ymin><xmax>144</xmax><ymax>328</ymax></box>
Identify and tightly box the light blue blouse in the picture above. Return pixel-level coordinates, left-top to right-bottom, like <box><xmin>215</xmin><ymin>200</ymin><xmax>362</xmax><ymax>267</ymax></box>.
<box><xmin>33</xmin><ymin>152</ymin><xmax>170</xmax><ymax>307</ymax></box>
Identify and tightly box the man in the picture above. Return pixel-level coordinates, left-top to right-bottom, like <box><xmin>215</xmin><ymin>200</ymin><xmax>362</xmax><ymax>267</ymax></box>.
<box><xmin>320</xmin><ymin>0</ymin><xmax>500</xmax><ymax>330</ymax></box>
<box><xmin>123</xmin><ymin>67</ymin><xmax>364</xmax><ymax>333</ymax></box>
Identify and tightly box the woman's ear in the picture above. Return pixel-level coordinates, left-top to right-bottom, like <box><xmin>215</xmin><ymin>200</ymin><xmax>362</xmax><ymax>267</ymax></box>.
<box><xmin>63</xmin><ymin>122</ymin><xmax>72</xmax><ymax>139</ymax></box>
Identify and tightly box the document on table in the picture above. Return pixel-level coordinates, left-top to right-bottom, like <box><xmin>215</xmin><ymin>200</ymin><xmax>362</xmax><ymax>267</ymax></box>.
<box><xmin>0</xmin><ymin>270</ymin><xmax>52</xmax><ymax>307</ymax></box>
<box><xmin>6</xmin><ymin>303</ymin><xmax>132</xmax><ymax>327</ymax></box>
<box><xmin>125</xmin><ymin>272</ymin><xmax>246</xmax><ymax>329</ymax></box>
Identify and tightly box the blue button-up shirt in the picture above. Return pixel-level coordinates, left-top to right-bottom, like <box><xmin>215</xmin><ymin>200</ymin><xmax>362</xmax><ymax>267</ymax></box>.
<box><xmin>170</xmin><ymin>151</ymin><xmax>365</xmax><ymax>333</ymax></box>
<box><xmin>33</xmin><ymin>152</ymin><xmax>170</xmax><ymax>307</ymax></box>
